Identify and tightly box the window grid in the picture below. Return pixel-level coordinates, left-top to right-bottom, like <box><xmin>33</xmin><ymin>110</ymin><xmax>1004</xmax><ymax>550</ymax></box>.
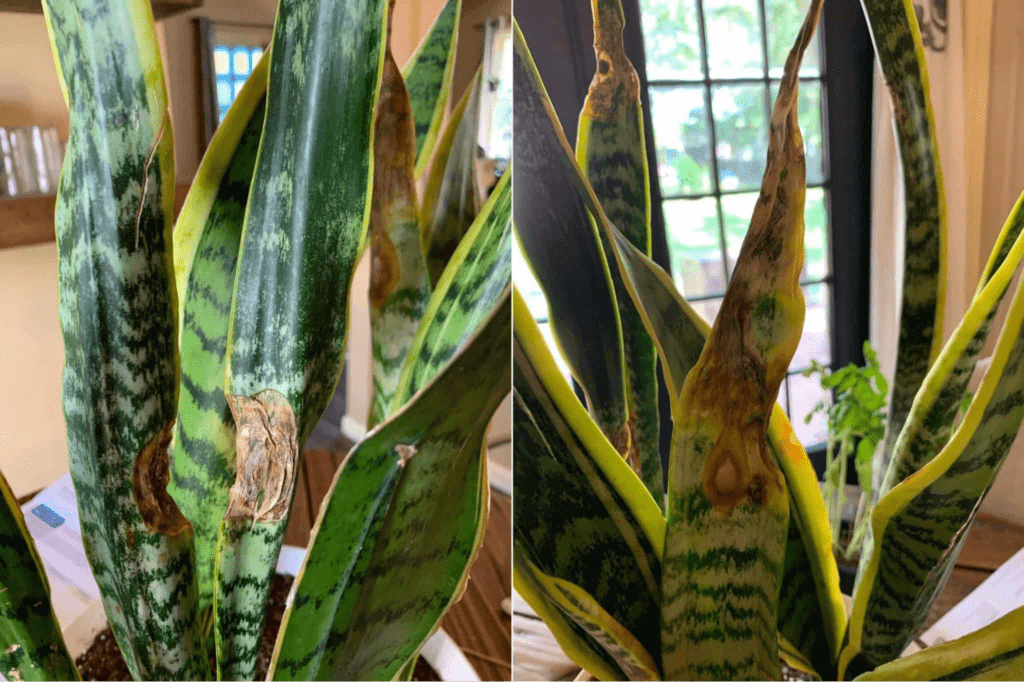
<box><xmin>642</xmin><ymin>0</ymin><xmax>832</xmax><ymax>446</ymax></box>
<box><xmin>213</xmin><ymin>45</ymin><xmax>265</xmax><ymax>122</ymax></box>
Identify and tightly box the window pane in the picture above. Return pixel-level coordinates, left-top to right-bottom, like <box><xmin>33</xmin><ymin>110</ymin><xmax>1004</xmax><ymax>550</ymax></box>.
<box><xmin>790</xmin><ymin>370</ymin><xmax>829</xmax><ymax>445</ymax></box>
<box><xmin>232</xmin><ymin>79</ymin><xmax>245</xmax><ymax>99</ymax></box>
<box><xmin>804</xmin><ymin>187</ymin><xmax>829</xmax><ymax>280</ymax></box>
<box><xmin>639</xmin><ymin>0</ymin><xmax>704</xmax><ymax>80</ymax></box>
<box><xmin>770</xmin><ymin>80</ymin><xmax>825</xmax><ymax>184</ymax></box>
<box><xmin>214</xmin><ymin>47</ymin><xmax>230</xmax><ymax>75</ymax></box>
<box><xmin>792</xmin><ymin>282</ymin><xmax>831</xmax><ymax>370</ymax></box>
<box><xmin>766</xmin><ymin>0</ymin><xmax>821</xmax><ymax>77</ymax></box>
<box><xmin>719</xmin><ymin>191</ymin><xmax>758</xmax><ymax>277</ymax></box>
<box><xmin>253</xmin><ymin>48</ymin><xmax>265</xmax><ymax>62</ymax></box>
<box><xmin>650</xmin><ymin>85</ymin><xmax>712</xmax><ymax>196</ymax></box>
<box><xmin>664</xmin><ymin>197</ymin><xmax>726</xmax><ymax>297</ymax></box>
<box><xmin>711</xmin><ymin>84</ymin><xmax>767</xmax><ymax>192</ymax></box>
<box><xmin>233</xmin><ymin>47</ymin><xmax>252</xmax><ymax>76</ymax></box>
<box><xmin>691</xmin><ymin>296</ymin><xmax>722</xmax><ymax>326</ymax></box>
<box><xmin>703</xmin><ymin>0</ymin><xmax>764</xmax><ymax>78</ymax></box>
<box><xmin>216</xmin><ymin>80</ymin><xmax>232</xmax><ymax>107</ymax></box>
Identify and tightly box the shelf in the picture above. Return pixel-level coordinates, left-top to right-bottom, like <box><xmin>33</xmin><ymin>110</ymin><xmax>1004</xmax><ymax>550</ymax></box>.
<box><xmin>1</xmin><ymin>184</ymin><xmax>191</xmax><ymax>250</ymax></box>
<box><xmin>0</xmin><ymin>0</ymin><xmax>202</xmax><ymax>20</ymax></box>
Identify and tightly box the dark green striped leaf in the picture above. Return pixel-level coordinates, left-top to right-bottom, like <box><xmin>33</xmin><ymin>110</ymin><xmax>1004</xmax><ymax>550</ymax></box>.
<box><xmin>215</xmin><ymin>0</ymin><xmax>388</xmax><ymax>676</ymax></box>
<box><xmin>576</xmin><ymin>0</ymin><xmax>662</xmax><ymax>505</ymax></box>
<box><xmin>841</xmin><ymin>257</ymin><xmax>1024</xmax><ymax>678</ymax></box>
<box><xmin>269</xmin><ymin>294</ymin><xmax>510</xmax><ymax>681</ymax></box>
<box><xmin>513</xmin><ymin>24</ymin><xmax>631</xmax><ymax>459</ymax></box>
<box><xmin>42</xmin><ymin>1</ymin><xmax>206</xmax><ymax>676</ymax></box>
<box><xmin>168</xmin><ymin>50</ymin><xmax>268</xmax><ymax>617</ymax></box>
<box><xmin>863</xmin><ymin>0</ymin><xmax>948</xmax><ymax>507</ymax></box>
<box><xmin>393</xmin><ymin>171</ymin><xmax>511</xmax><ymax>409</ymax></box>
<box><xmin>403</xmin><ymin>0</ymin><xmax>461</xmax><ymax>173</ymax></box>
<box><xmin>0</xmin><ymin>472</ymin><xmax>77</xmax><ymax>681</ymax></box>
<box><xmin>513</xmin><ymin>288</ymin><xmax>665</xmax><ymax>681</ymax></box>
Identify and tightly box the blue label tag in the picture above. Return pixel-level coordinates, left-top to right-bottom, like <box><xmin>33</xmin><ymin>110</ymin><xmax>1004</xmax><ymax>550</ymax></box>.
<box><xmin>31</xmin><ymin>504</ymin><xmax>65</xmax><ymax>529</ymax></box>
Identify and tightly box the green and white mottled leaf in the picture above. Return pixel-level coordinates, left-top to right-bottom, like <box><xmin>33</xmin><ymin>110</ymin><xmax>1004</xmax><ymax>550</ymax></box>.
<box><xmin>513</xmin><ymin>289</ymin><xmax>665</xmax><ymax>681</ymax></box>
<box><xmin>369</xmin><ymin>3</ymin><xmax>432</xmax><ymax>426</ymax></box>
<box><xmin>853</xmin><ymin>606</ymin><xmax>1024</xmax><ymax>681</ymax></box>
<box><xmin>214</xmin><ymin>0</ymin><xmax>388</xmax><ymax>676</ymax></box>
<box><xmin>42</xmin><ymin>1</ymin><xmax>206</xmax><ymax>677</ymax></box>
<box><xmin>393</xmin><ymin>170</ymin><xmax>510</xmax><ymax>410</ymax></box>
<box><xmin>659</xmin><ymin>3</ymin><xmax>821</xmax><ymax>677</ymax></box>
<box><xmin>269</xmin><ymin>294</ymin><xmax>509</xmax><ymax>681</ymax></box>
<box><xmin>422</xmin><ymin>70</ymin><xmax>482</xmax><ymax>287</ymax></box>
<box><xmin>0</xmin><ymin>472</ymin><xmax>78</xmax><ymax>681</ymax></box>
<box><xmin>841</xmin><ymin>241</ymin><xmax>1024</xmax><ymax>678</ymax></box>
<box><xmin>864</xmin><ymin>0</ymin><xmax>948</xmax><ymax>504</ymax></box>
<box><xmin>167</xmin><ymin>49</ymin><xmax>268</xmax><ymax>616</ymax></box>
<box><xmin>513</xmin><ymin>23</ymin><xmax>631</xmax><ymax>459</ymax></box>
<box><xmin>576</xmin><ymin>0</ymin><xmax>662</xmax><ymax>505</ymax></box>
<box><xmin>402</xmin><ymin>0</ymin><xmax>460</xmax><ymax>174</ymax></box>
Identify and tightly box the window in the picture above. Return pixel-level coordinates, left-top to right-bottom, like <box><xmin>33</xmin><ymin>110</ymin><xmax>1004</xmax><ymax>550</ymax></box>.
<box><xmin>213</xmin><ymin>45</ymin><xmax>265</xmax><ymax>122</ymax></box>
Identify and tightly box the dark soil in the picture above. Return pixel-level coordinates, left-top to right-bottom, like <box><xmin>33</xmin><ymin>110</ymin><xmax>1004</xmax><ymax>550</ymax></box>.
<box><xmin>75</xmin><ymin>574</ymin><xmax>441</xmax><ymax>681</ymax></box>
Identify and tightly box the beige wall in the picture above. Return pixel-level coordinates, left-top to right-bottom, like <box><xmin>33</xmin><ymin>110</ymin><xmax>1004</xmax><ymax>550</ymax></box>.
<box><xmin>0</xmin><ymin>13</ymin><xmax>69</xmax><ymax>139</ymax></box>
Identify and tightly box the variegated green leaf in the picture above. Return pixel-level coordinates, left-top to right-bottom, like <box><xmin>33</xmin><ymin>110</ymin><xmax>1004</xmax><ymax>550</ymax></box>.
<box><xmin>513</xmin><ymin>288</ymin><xmax>664</xmax><ymax>681</ymax></box>
<box><xmin>42</xmin><ymin>1</ymin><xmax>206</xmax><ymax>677</ymax></box>
<box><xmin>0</xmin><ymin>472</ymin><xmax>78</xmax><ymax>681</ymax></box>
<box><xmin>659</xmin><ymin>3</ymin><xmax>822</xmax><ymax>677</ymax></box>
<box><xmin>369</xmin><ymin>0</ymin><xmax>432</xmax><ymax>427</ymax></box>
<box><xmin>418</xmin><ymin>69</ymin><xmax>475</xmax><ymax>237</ymax></box>
<box><xmin>423</xmin><ymin>70</ymin><xmax>483</xmax><ymax>287</ymax></box>
<box><xmin>214</xmin><ymin>0</ymin><xmax>388</xmax><ymax>676</ymax></box>
<box><xmin>576</xmin><ymin>0</ymin><xmax>662</xmax><ymax>506</ymax></box>
<box><xmin>269</xmin><ymin>294</ymin><xmax>509</xmax><ymax>681</ymax></box>
<box><xmin>403</xmin><ymin>0</ymin><xmax>461</xmax><ymax>174</ymax></box>
<box><xmin>880</xmin><ymin>193</ymin><xmax>1024</xmax><ymax>491</ymax></box>
<box><xmin>167</xmin><ymin>49</ymin><xmax>268</xmax><ymax>616</ymax></box>
<box><xmin>840</xmin><ymin>241</ymin><xmax>1024</xmax><ymax>678</ymax></box>
<box><xmin>864</xmin><ymin>0</ymin><xmax>948</xmax><ymax>503</ymax></box>
<box><xmin>392</xmin><ymin>171</ymin><xmax>511</xmax><ymax>409</ymax></box>
<box><xmin>513</xmin><ymin>23</ymin><xmax>631</xmax><ymax>459</ymax></box>
<box><xmin>853</xmin><ymin>606</ymin><xmax>1024</xmax><ymax>681</ymax></box>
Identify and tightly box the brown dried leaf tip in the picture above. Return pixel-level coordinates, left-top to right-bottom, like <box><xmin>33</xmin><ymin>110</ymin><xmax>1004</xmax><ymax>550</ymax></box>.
<box><xmin>133</xmin><ymin>420</ymin><xmax>190</xmax><ymax>535</ymax></box>
<box><xmin>225</xmin><ymin>390</ymin><xmax>299</xmax><ymax>524</ymax></box>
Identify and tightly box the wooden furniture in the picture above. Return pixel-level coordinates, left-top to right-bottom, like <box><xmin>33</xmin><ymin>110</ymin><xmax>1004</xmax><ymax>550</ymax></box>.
<box><xmin>1</xmin><ymin>183</ymin><xmax>192</xmax><ymax>250</ymax></box>
<box><xmin>0</xmin><ymin>0</ymin><xmax>201</xmax><ymax>19</ymax></box>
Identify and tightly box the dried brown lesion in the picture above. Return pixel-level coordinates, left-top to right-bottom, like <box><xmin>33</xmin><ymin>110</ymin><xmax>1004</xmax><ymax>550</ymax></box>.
<box><xmin>369</xmin><ymin>0</ymin><xmax>419</xmax><ymax>309</ymax></box>
<box><xmin>133</xmin><ymin>421</ymin><xmax>191</xmax><ymax>535</ymax></box>
<box><xmin>581</xmin><ymin>0</ymin><xmax>640</xmax><ymax>121</ymax></box>
<box><xmin>224</xmin><ymin>390</ymin><xmax>299</xmax><ymax>524</ymax></box>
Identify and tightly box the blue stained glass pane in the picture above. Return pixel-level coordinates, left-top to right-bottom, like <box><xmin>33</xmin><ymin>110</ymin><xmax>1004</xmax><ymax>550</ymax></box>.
<box><xmin>232</xmin><ymin>79</ymin><xmax>245</xmax><ymax>98</ymax></box>
<box><xmin>217</xmin><ymin>80</ymin><xmax>232</xmax><ymax>106</ymax></box>
<box><xmin>233</xmin><ymin>47</ymin><xmax>251</xmax><ymax>76</ymax></box>
<box><xmin>214</xmin><ymin>47</ymin><xmax>230</xmax><ymax>75</ymax></box>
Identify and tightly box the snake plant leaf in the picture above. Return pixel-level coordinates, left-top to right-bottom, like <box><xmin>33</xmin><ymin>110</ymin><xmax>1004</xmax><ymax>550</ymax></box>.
<box><xmin>879</xmin><ymin>193</ymin><xmax>1024</xmax><ymax>493</ymax></box>
<box><xmin>167</xmin><ymin>50</ymin><xmax>268</xmax><ymax>616</ymax></box>
<box><xmin>513</xmin><ymin>22</ymin><xmax>631</xmax><ymax>459</ymax></box>
<box><xmin>42</xmin><ymin>1</ymin><xmax>207</xmax><ymax>677</ymax></box>
<box><xmin>516</xmin><ymin>550</ymin><xmax>660</xmax><ymax>681</ymax></box>
<box><xmin>779</xmin><ymin>631</ymin><xmax>822</xmax><ymax>681</ymax></box>
<box><xmin>0</xmin><ymin>472</ymin><xmax>78</xmax><ymax>681</ymax></box>
<box><xmin>840</xmin><ymin>249</ymin><xmax>1024</xmax><ymax>679</ymax></box>
<box><xmin>392</xmin><ymin>171</ymin><xmax>511</xmax><ymax>409</ymax></box>
<box><xmin>423</xmin><ymin>70</ymin><xmax>483</xmax><ymax>287</ymax></box>
<box><xmin>660</xmin><ymin>2</ymin><xmax>822</xmax><ymax>677</ymax></box>
<box><xmin>576</xmin><ymin>0</ymin><xmax>662</xmax><ymax>505</ymax></box>
<box><xmin>369</xmin><ymin>0</ymin><xmax>432</xmax><ymax>427</ymax></box>
<box><xmin>863</xmin><ymin>0</ymin><xmax>948</xmax><ymax>501</ymax></box>
<box><xmin>269</xmin><ymin>294</ymin><xmax>509</xmax><ymax>681</ymax></box>
<box><xmin>214</xmin><ymin>0</ymin><xmax>387</xmax><ymax>676</ymax></box>
<box><xmin>403</xmin><ymin>0</ymin><xmax>461</xmax><ymax>174</ymax></box>
<box><xmin>853</xmin><ymin>606</ymin><xmax>1024</xmax><ymax>681</ymax></box>
<box><xmin>513</xmin><ymin>545</ymin><xmax>628</xmax><ymax>682</ymax></box>
<box><xmin>513</xmin><ymin>287</ymin><xmax>665</xmax><ymax>680</ymax></box>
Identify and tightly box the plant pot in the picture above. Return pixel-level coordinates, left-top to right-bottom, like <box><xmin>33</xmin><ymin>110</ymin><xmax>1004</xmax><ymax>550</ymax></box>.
<box><xmin>62</xmin><ymin>546</ymin><xmax>480</xmax><ymax>681</ymax></box>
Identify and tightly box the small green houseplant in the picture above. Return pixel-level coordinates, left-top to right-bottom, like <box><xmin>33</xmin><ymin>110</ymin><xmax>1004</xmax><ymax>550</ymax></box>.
<box><xmin>0</xmin><ymin>0</ymin><xmax>510</xmax><ymax>679</ymax></box>
<box><xmin>513</xmin><ymin>0</ymin><xmax>1024</xmax><ymax>678</ymax></box>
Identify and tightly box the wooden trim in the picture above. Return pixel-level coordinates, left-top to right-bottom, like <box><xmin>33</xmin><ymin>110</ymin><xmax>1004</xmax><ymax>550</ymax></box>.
<box><xmin>195</xmin><ymin>17</ymin><xmax>220</xmax><ymax>154</ymax></box>
<box><xmin>0</xmin><ymin>0</ymin><xmax>202</xmax><ymax>19</ymax></box>
<box><xmin>1</xmin><ymin>183</ymin><xmax>191</xmax><ymax>250</ymax></box>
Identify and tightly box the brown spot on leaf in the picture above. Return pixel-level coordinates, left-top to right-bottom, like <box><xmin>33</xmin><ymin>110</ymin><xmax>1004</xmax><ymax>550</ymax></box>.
<box><xmin>132</xmin><ymin>421</ymin><xmax>190</xmax><ymax>535</ymax></box>
<box><xmin>225</xmin><ymin>391</ymin><xmax>299</xmax><ymax>524</ymax></box>
<box><xmin>581</xmin><ymin>6</ymin><xmax>639</xmax><ymax>120</ymax></box>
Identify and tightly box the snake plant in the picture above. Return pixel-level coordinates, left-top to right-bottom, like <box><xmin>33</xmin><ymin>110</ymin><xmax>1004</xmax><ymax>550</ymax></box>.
<box><xmin>0</xmin><ymin>0</ymin><xmax>509</xmax><ymax>680</ymax></box>
<box><xmin>513</xmin><ymin>0</ymin><xmax>1024</xmax><ymax>679</ymax></box>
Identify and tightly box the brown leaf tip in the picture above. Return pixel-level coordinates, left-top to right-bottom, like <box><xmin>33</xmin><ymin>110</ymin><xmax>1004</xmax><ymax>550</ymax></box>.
<box><xmin>395</xmin><ymin>444</ymin><xmax>417</xmax><ymax>466</ymax></box>
<box><xmin>133</xmin><ymin>421</ymin><xmax>190</xmax><ymax>536</ymax></box>
<box><xmin>225</xmin><ymin>390</ymin><xmax>299</xmax><ymax>524</ymax></box>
